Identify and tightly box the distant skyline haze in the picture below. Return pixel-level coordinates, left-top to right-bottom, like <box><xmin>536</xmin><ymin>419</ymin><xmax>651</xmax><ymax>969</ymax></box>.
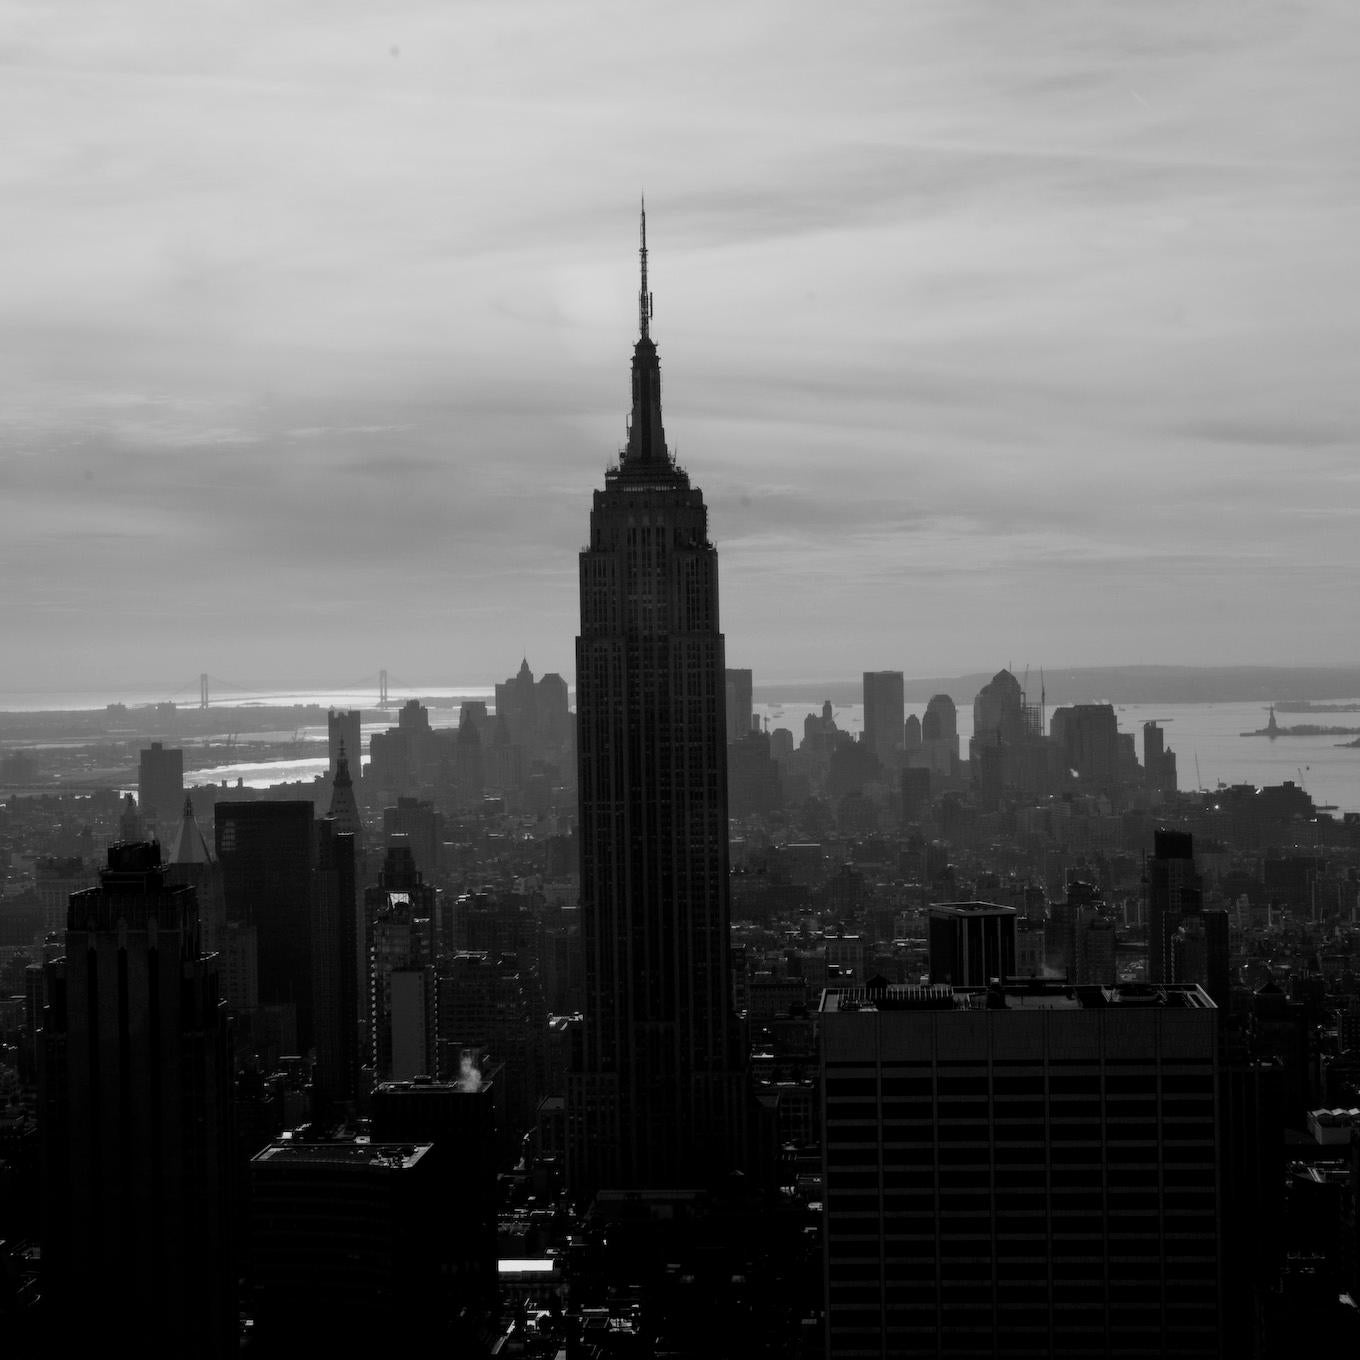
<box><xmin>2</xmin><ymin>2</ymin><xmax>1356</xmax><ymax>691</ymax></box>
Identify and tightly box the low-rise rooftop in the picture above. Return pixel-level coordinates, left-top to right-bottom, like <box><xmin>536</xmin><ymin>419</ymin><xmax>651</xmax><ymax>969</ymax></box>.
<box><xmin>821</xmin><ymin>980</ymin><xmax>1215</xmax><ymax>1014</ymax></box>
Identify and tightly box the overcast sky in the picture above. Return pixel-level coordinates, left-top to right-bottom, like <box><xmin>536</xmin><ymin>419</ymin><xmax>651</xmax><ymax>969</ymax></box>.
<box><xmin>2</xmin><ymin>1</ymin><xmax>1356</xmax><ymax>696</ymax></box>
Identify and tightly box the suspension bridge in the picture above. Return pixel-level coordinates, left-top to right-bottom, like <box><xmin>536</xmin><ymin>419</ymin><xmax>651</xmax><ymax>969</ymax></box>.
<box><xmin>158</xmin><ymin>670</ymin><xmax>406</xmax><ymax>710</ymax></box>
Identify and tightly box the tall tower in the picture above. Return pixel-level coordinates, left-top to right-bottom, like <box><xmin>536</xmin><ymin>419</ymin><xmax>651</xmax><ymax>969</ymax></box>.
<box><xmin>569</xmin><ymin>207</ymin><xmax>745</xmax><ymax>1195</ymax></box>
<box><xmin>1147</xmin><ymin>828</ymin><xmax>1201</xmax><ymax>984</ymax></box>
<box><xmin>38</xmin><ymin>842</ymin><xmax>234</xmax><ymax>1355</ymax></box>
<box><xmin>862</xmin><ymin>670</ymin><xmax>905</xmax><ymax>770</ymax></box>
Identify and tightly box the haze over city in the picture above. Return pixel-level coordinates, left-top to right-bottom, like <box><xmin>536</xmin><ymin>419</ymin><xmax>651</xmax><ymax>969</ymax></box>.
<box><xmin>2</xmin><ymin>1</ymin><xmax>1356</xmax><ymax>693</ymax></box>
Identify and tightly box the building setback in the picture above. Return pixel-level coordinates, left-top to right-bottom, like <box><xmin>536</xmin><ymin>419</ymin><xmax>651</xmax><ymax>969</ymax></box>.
<box><xmin>820</xmin><ymin>980</ymin><xmax>1222</xmax><ymax>1360</ymax></box>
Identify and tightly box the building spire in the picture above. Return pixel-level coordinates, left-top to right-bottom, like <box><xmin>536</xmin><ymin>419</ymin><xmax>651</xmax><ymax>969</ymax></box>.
<box><xmin>623</xmin><ymin>200</ymin><xmax>668</xmax><ymax>467</ymax></box>
<box><xmin>639</xmin><ymin>196</ymin><xmax>652</xmax><ymax>341</ymax></box>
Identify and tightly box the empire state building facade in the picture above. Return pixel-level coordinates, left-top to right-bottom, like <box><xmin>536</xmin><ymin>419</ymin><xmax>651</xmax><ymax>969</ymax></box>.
<box><xmin>569</xmin><ymin>212</ymin><xmax>746</xmax><ymax>1195</ymax></box>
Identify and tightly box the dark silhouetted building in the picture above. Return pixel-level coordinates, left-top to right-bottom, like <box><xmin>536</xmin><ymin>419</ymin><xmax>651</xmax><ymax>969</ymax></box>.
<box><xmin>1148</xmin><ymin>829</ymin><xmax>1202</xmax><ymax>984</ymax></box>
<box><xmin>164</xmin><ymin>794</ymin><xmax>224</xmax><ymax>955</ymax></box>
<box><xmin>137</xmin><ymin>740</ymin><xmax>183</xmax><ymax>831</ymax></box>
<box><xmin>863</xmin><ymin>670</ymin><xmax>905</xmax><ymax>771</ymax></box>
<box><xmin>1051</xmin><ymin>703</ymin><xmax>1121</xmax><ymax>787</ymax></box>
<box><xmin>249</xmin><ymin>1138</ymin><xmax>454</xmax><ymax>1349</ymax></box>
<box><xmin>312</xmin><ymin>818</ymin><xmax>359</xmax><ymax>1114</ymax></box>
<box><xmin>918</xmin><ymin>692</ymin><xmax>959</xmax><ymax>778</ymax></box>
<box><xmin>365</xmin><ymin>843</ymin><xmax>436</xmax><ymax>1084</ymax></box>
<box><xmin>372</xmin><ymin>1077</ymin><xmax>498</xmax><ymax>1313</ymax></box>
<box><xmin>216</xmin><ymin>799</ymin><xmax>317</xmax><ymax>1051</ymax></box>
<box><xmin>383</xmin><ymin>796</ymin><xmax>442</xmax><ymax>884</ymax></box>
<box><xmin>39</xmin><ymin>842</ymin><xmax>234</xmax><ymax>1356</ymax></box>
<box><xmin>569</xmin><ymin>210</ymin><xmax>746</xmax><ymax>1197</ymax></box>
<box><xmin>327</xmin><ymin>708</ymin><xmax>361</xmax><ymax>785</ymax></box>
<box><xmin>901</xmin><ymin>766</ymin><xmax>931</xmax><ymax>823</ymax></box>
<box><xmin>928</xmin><ymin>901</ymin><xmax>1017</xmax><ymax>986</ymax></box>
<box><xmin>820</xmin><ymin>980</ymin><xmax>1222</xmax><ymax>1358</ymax></box>
<box><xmin>1143</xmin><ymin>720</ymin><xmax>1177</xmax><ymax>795</ymax></box>
<box><xmin>725</xmin><ymin>666</ymin><xmax>754</xmax><ymax>744</ymax></box>
<box><xmin>728</xmin><ymin>730</ymin><xmax>783</xmax><ymax>818</ymax></box>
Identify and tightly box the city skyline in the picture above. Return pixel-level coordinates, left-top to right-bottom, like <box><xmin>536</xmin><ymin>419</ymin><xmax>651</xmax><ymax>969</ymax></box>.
<box><xmin>3</xmin><ymin>3</ymin><xmax>1357</xmax><ymax>693</ymax></box>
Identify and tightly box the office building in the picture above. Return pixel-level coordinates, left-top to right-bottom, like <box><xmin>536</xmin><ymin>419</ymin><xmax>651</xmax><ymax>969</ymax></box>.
<box><xmin>367</xmin><ymin>848</ymin><xmax>436</xmax><ymax>1082</ymax></box>
<box><xmin>569</xmin><ymin>210</ymin><xmax>746</xmax><ymax>1196</ymax></box>
<box><xmin>928</xmin><ymin>901</ymin><xmax>1018</xmax><ymax>986</ymax></box>
<box><xmin>862</xmin><ymin>671</ymin><xmax>905</xmax><ymax>770</ymax></box>
<box><xmin>327</xmin><ymin>708</ymin><xmax>362</xmax><ymax>785</ymax></box>
<box><xmin>371</xmin><ymin>1078</ymin><xmax>499</xmax><ymax>1312</ymax></box>
<box><xmin>1050</xmin><ymin>704</ymin><xmax>1121</xmax><ymax>787</ymax></box>
<box><xmin>725</xmin><ymin>667</ymin><xmax>754</xmax><ymax>744</ymax></box>
<box><xmin>216</xmin><ymin>799</ymin><xmax>317</xmax><ymax>1051</ymax></box>
<box><xmin>494</xmin><ymin>657</ymin><xmax>573</xmax><ymax>771</ymax></box>
<box><xmin>382</xmin><ymin>796</ymin><xmax>442</xmax><ymax>883</ymax></box>
<box><xmin>137</xmin><ymin>740</ymin><xmax>184</xmax><ymax>831</ymax></box>
<box><xmin>901</xmin><ymin>766</ymin><xmax>931</xmax><ymax>823</ymax></box>
<box><xmin>1143</xmin><ymin>720</ymin><xmax>1178</xmax><ymax>796</ymax></box>
<box><xmin>914</xmin><ymin>693</ymin><xmax>960</xmax><ymax>780</ymax></box>
<box><xmin>437</xmin><ymin>949</ymin><xmax>545</xmax><ymax>1141</ymax></box>
<box><xmin>164</xmin><ymin>794</ymin><xmax>224</xmax><ymax>954</ymax></box>
<box><xmin>820</xmin><ymin>980</ymin><xmax>1222</xmax><ymax>1359</ymax></box>
<box><xmin>904</xmin><ymin>712</ymin><xmax>922</xmax><ymax>751</ymax></box>
<box><xmin>1148</xmin><ymin>829</ymin><xmax>1202</xmax><ymax>985</ymax></box>
<box><xmin>325</xmin><ymin>746</ymin><xmax>363</xmax><ymax>849</ymax></box>
<box><xmin>249</xmin><ymin>1139</ymin><xmax>452</xmax><ymax>1348</ymax></box>
<box><xmin>311</xmin><ymin>817</ymin><xmax>360</xmax><ymax>1113</ymax></box>
<box><xmin>39</xmin><ymin>843</ymin><xmax>234</xmax><ymax>1355</ymax></box>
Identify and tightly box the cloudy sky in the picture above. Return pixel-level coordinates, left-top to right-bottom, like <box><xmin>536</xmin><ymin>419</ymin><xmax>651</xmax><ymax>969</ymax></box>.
<box><xmin>2</xmin><ymin>1</ymin><xmax>1356</xmax><ymax>696</ymax></box>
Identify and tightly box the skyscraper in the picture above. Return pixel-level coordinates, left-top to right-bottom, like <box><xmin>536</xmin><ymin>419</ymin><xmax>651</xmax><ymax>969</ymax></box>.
<box><xmin>137</xmin><ymin>739</ymin><xmax>184</xmax><ymax>832</ymax></box>
<box><xmin>569</xmin><ymin>209</ymin><xmax>745</xmax><ymax>1196</ymax></box>
<box><xmin>1147</xmin><ymin>828</ymin><xmax>1201</xmax><ymax>984</ymax></box>
<box><xmin>725</xmin><ymin>667</ymin><xmax>754</xmax><ymax>744</ymax></box>
<box><xmin>216</xmin><ymin>799</ymin><xmax>317</xmax><ymax>1052</ymax></box>
<box><xmin>327</xmin><ymin>708</ymin><xmax>361</xmax><ymax>785</ymax></box>
<box><xmin>38</xmin><ymin>842</ymin><xmax>234</xmax><ymax>1355</ymax></box>
<box><xmin>311</xmin><ymin>817</ymin><xmax>360</xmax><ymax>1113</ymax></box>
<box><xmin>862</xmin><ymin>670</ymin><xmax>905</xmax><ymax>770</ymax></box>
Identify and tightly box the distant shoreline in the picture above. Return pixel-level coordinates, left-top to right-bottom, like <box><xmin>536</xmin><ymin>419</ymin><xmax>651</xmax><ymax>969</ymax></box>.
<box><xmin>1</xmin><ymin>664</ymin><xmax>1359</xmax><ymax>725</ymax></box>
<box><xmin>754</xmin><ymin>665</ymin><xmax>1360</xmax><ymax>708</ymax></box>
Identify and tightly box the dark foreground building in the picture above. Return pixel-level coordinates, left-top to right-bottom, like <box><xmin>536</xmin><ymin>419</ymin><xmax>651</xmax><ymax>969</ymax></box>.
<box><xmin>568</xmin><ymin>210</ymin><xmax>746</xmax><ymax>1196</ymax></box>
<box><xmin>38</xmin><ymin>842</ymin><xmax>234</xmax><ymax>1356</ymax></box>
<box><xmin>249</xmin><ymin>1138</ymin><xmax>453</xmax><ymax>1349</ymax></box>
<box><xmin>820</xmin><ymin>980</ymin><xmax>1222</xmax><ymax>1359</ymax></box>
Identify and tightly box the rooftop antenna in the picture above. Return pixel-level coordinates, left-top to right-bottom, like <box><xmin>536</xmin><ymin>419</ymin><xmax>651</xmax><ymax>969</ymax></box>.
<box><xmin>638</xmin><ymin>195</ymin><xmax>653</xmax><ymax>340</ymax></box>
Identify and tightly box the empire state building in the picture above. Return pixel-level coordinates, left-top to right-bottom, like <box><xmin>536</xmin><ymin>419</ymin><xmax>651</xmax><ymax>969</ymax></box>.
<box><xmin>569</xmin><ymin>210</ymin><xmax>746</xmax><ymax>1195</ymax></box>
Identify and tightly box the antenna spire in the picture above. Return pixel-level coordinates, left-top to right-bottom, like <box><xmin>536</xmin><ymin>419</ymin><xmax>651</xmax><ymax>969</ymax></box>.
<box><xmin>638</xmin><ymin>196</ymin><xmax>651</xmax><ymax>340</ymax></box>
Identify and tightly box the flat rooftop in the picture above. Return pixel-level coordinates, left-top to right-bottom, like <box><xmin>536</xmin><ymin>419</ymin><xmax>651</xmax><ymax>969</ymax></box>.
<box><xmin>252</xmin><ymin>1140</ymin><xmax>432</xmax><ymax>1171</ymax></box>
<box><xmin>929</xmin><ymin>900</ymin><xmax>1018</xmax><ymax>918</ymax></box>
<box><xmin>821</xmin><ymin>980</ymin><xmax>1215</xmax><ymax>1014</ymax></box>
